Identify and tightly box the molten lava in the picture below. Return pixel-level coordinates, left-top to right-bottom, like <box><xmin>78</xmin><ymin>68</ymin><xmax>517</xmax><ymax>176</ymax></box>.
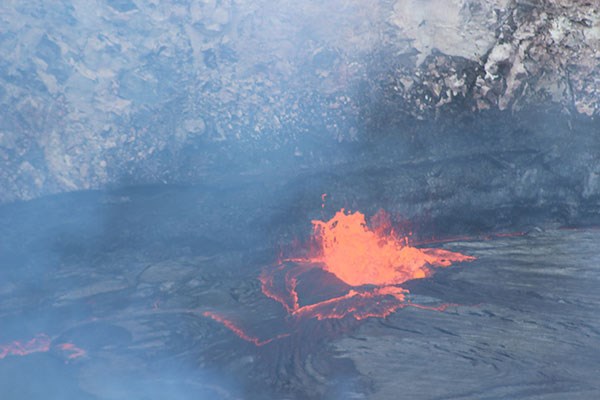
<box><xmin>0</xmin><ymin>334</ymin><xmax>86</xmax><ymax>361</ymax></box>
<box><xmin>203</xmin><ymin>311</ymin><xmax>290</xmax><ymax>346</ymax></box>
<box><xmin>204</xmin><ymin>208</ymin><xmax>475</xmax><ymax>345</ymax></box>
<box><xmin>311</xmin><ymin>209</ymin><xmax>474</xmax><ymax>286</ymax></box>
<box><xmin>57</xmin><ymin>342</ymin><xmax>87</xmax><ymax>360</ymax></box>
<box><xmin>0</xmin><ymin>334</ymin><xmax>51</xmax><ymax>359</ymax></box>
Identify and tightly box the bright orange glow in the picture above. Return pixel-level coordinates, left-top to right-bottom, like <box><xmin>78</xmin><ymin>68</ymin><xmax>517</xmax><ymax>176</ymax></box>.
<box><xmin>292</xmin><ymin>286</ymin><xmax>408</xmax><ymax>320</ymax></box>
<box><xmin>311</xmin><ymin>209</ymin><xmax>474</xmax><ymax>286</ymax></box>
<box><xmin>203</xmin><ymin>311</ymin><xmax>290</xmax><ymax>346</ymax></box>
<box><xmin>258</xmin><ymin>209</ymin><xmax>474</xmax><ymax>323</ymax></box>
<box><xmin>205</xmin><ymin>208</ymin><xmax>476</xmax><ymax>346</ymax></box>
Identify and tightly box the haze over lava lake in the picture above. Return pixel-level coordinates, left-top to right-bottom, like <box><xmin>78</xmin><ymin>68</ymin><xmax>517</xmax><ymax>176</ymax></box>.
<box><xmin>1</xmin><ymin>184</ymin><xmax>599</xmax><ymax>399</ymax></box>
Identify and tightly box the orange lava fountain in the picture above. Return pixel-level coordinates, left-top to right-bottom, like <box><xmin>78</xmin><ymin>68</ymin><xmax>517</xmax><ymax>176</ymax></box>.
<box><xmin>205</xmin><ymin>207</ymin><xmax>475</xmax><ymax>346</ymax></box>
<box><xmin>311</xmin><ymin>209</ymin><xmax>474</xmax><ymax>286</ymax></box>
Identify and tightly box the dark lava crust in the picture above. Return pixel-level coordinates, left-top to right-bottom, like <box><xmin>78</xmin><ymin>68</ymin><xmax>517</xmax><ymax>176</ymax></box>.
<box><xmin>1</xmin><ymin>163</ymin><xmax>600</xmax><ymax>399</ymax></box>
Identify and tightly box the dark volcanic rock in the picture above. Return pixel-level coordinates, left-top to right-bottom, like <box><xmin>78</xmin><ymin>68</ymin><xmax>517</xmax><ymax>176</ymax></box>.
<box><xmin>0</xmin><ymin>186</ymin><xmax>599</xmax><ymax>399</ymax></box>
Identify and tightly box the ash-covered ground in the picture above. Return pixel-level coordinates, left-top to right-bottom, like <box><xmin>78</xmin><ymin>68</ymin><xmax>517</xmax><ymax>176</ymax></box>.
<box><xmin>1</xmin><ymin>169</ymin><xmax>599</xmax><ymax>399</ymax></box>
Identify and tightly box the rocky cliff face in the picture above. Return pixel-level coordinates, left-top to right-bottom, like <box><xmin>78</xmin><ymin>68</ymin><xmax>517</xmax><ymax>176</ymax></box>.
<box><xmin>384</xmin><ymin>0</ymin><xmax>600</xmax><ymax>117</ymax></box>
<box><xmin>1</xmin><ymin>0</ymin><xmax>599</xmax><ymax>204</ymax></box>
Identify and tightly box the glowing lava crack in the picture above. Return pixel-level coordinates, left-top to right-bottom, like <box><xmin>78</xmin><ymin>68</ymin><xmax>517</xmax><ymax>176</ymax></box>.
<box><xmin>207</xmin><ymin>208</ymin><xmax>475</xmax><ymax>345</ymax></box>
<box><xmin>0</xmin><ymin>334</ymin><xmax>86</xmax><ymax>361</ymax></box>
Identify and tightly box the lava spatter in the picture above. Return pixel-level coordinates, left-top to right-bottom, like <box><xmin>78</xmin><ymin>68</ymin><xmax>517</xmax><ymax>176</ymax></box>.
<box><xmin>310</xmin><ymin>209</ymin><xmax>474</xmax><ymax>287</ymax></box>
<box><xmin>205</xmin><ymin>208</ymin><xmax>475</xmax><ymax>345</ymax></box>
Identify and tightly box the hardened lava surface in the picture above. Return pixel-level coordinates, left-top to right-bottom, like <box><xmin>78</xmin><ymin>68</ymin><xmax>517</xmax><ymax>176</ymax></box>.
<box><xmin>0</xmin><ymin>186</ymin><xmax>599</xmax><ymax>399</ymax></box>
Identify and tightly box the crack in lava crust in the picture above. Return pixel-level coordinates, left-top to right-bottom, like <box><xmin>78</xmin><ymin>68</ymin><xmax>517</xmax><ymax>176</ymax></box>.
<box><xmin>203</xmin><ymin>312</ymin><xmax>290</xmax><ymax>346</ymax></box>
<box><xmin>207</xmin><ymin>209</ymin><xmax>475</xmax><ymax>346</ymax></box>
<box><xmin>0</xmin><ymin>333</ymin><xmax>86</xmax><ymax>361</ymax></box>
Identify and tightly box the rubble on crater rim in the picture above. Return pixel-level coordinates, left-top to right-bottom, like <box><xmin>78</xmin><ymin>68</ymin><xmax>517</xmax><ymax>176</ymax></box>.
<box><xmin>0</xmin><ymin>0</ymin><xmax>599</xmax><ymax>203</ymax></box>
